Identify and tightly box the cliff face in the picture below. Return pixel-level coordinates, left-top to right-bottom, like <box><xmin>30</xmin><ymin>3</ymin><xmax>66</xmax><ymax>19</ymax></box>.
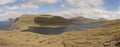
<box><xmin>10</xmin><ymin>14</ymin><xmax>71</xmax><ymax>31</ymax></box>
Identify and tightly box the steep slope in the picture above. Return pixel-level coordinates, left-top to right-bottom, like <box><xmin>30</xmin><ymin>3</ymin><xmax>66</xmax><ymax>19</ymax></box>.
<box><xmin>10</xmin><ymin>14</ymin><xmax>71</xmax><ymax>31</ymax></box>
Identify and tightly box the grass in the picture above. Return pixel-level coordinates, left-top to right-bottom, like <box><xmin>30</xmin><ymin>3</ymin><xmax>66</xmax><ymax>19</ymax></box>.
<box><xmin>0</xmin><ymin>20</ymin><xmax>120</xmax><ymax>47</ymax></box>
<box><xmin>34</xmin><ymin>16</ymin><xmax>71</xmax><ymax>26</ymax></box>
<box><xmin>11</xmin><ymin>14</ymin><xmax>72</xmax><ymax>31</ymax></box>
<box><xmin>1</xmin><ymin>16</ymin><xmax>120</xmax><ymax>47</ymax></box>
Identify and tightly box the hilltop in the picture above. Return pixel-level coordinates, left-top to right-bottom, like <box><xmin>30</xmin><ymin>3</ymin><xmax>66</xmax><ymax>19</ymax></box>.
<box><xmin>70</xmin><ymin>17</ymin><xmax>94</xmax><ymax>21</ymax></box>
<box><xmin>10</xmin><ymin>14</ymin><xmax>72</xmax><ymax>31</ymax></box>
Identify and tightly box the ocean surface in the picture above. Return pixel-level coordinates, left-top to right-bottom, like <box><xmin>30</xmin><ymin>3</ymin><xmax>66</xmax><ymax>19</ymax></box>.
<box><xmin>0</xmin><ymin>21</ymin><xmax>102</xmax><ymax>34</ymax></box>
<box><xmin>0</xmin><ymin>21</ymin><xmax>13</xmax><ymax>30</ymax></box>
<box><xmin>23</xmin><ymin>21</ymin><xmax>102</xmax><ymax>34</ymax></box>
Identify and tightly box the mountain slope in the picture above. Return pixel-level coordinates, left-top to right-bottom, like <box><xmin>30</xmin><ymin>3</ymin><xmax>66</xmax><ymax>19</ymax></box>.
<box><xmin>0</xmin><ymin>19</ymin><xmax>119</xmax><ymax>47</ymax></box>
<box><xmin>10</xmin><ymin>14</ymin><xmax>71</xmax><ymax>31</ymax></box>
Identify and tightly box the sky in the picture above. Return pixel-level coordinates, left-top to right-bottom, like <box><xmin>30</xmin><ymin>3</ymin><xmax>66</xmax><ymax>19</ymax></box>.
<box><xmin>104</xmin><ymin>0</ymin><xmax>120</xmax><ymax>11</ymax></box>
<box><xmin>0</xmin><ymin>0</ymin><xmax>120</xmax><ymax>21</ymax></box>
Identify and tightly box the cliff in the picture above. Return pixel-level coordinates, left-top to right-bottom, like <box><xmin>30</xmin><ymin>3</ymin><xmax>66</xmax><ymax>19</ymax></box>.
<box><xmin>10</xmin><ymin>14</ymin><xmax>71</xmax><ymax>31</ymax></box>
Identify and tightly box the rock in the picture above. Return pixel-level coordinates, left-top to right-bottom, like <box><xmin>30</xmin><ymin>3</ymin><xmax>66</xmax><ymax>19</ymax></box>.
<box><xmin>103</xmin><ymin>42</ymin><xmax>109</xmax><ymax>46</ymax></box>
<box><xmin>116</xmin><ymin>41</ymin><xmax>120</xmax><ymax>47</ymax></box>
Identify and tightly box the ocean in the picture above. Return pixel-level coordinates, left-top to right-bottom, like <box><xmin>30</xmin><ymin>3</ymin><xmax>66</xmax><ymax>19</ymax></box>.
<box><xmin>23</xmin><ymin>21</ymin><xmax>102</xmax><ymax>34</ymax></box>
<box><xmin>0</xmin><ymin>21</ymin><xmax>13</xmax><ymax>30</ymax></box>
<box><xmin>0</xmin><ymin>21</ymin><xmax>102</xmax><ymax>35</ymax></box>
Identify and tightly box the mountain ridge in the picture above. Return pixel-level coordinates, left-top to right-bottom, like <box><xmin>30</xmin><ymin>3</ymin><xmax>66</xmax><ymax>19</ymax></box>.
<box><xmin>10</xmin><ymin>14</ymin><xmax>72</xmax><ymax>31</ymax></box>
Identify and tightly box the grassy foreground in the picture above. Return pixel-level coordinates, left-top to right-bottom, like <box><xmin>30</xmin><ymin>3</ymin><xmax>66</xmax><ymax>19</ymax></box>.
<box><xmin>0</xmin><ymin>19</ymin><xmax>120</xmax><ymax>47</ymax></box>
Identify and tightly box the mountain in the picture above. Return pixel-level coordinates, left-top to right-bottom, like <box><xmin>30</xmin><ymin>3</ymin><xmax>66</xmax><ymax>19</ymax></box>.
<box><xmin>10</xmin><ymin>14</ymin><xmax>71</xmax><ymax>31</ymax></box>
<box><xmin>49</xmin><ymin>9</ymin><xmax>120</xmax><ymax>20</ymax></box>
<box><xmin>8</xmin><ymin>18</ymin><xmax>15</xmax><ymax>22</ymax></box>
<box><xmin>69</xmin><ymin>16</ymin><xmax>94</xmax><ymax>21</ymax></box>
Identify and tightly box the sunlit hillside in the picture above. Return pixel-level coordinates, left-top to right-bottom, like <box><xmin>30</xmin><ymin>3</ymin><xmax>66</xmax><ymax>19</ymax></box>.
<box><xmin>10</xmin><ymin>14</ymin><xmax>72</xmax><ymax>31</ymax></box>
<box><xmin>0</xmin><ymin>0</ymin><xmax>120</xmax><ymax>47</ymax></box>
<box><xmin>0</xmin><ymin>19</ymin><xmax>119</xmax><ymax>47</ymax></box>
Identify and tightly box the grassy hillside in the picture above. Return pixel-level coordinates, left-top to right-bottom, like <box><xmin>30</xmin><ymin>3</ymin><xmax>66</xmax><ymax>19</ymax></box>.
<box><xmin>34</xmin><ymin>16</ymin><xmax>71</xmax><ymax>26</ymax></box>
<box><xmin>0</xmin><ymin>19</ymin><xmax>119</xmax><ymax>47</ymax></box>
<box><xmin>10</xmin><ymin>14</ymin><xmax>71</xmax><ymax>31</ymax></box>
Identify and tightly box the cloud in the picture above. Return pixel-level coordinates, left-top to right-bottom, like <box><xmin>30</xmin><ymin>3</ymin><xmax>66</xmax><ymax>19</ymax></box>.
<box><xmin>0</xmin><ymin>0</ymin><xmax>120</xmax><ymax>21</ymax></box>
<box><xmin>50</xmin><ymin>9</ymin><xmax>120</xmax><ymax>20</ymax></box>
<box><xmin>65</xmin><ymin>0</ymin><xmax>103</xmax><ymax>9</ymax></box>
<box><xmin>10</xmin><ymin>4</ymin><xmax>39</xmax><ymax>11</ymax></box>
<box><xmin>50</xmin><ymin>0</ymin><xmax>106</xmax><ymax>19</ymax></box>
<box><xmin>28</xmin><ymin>0</ymin><xmax>58</xmax><ymax>5</ymax></box>
<box><xmin>118</xmin><ymin>6</ymin><xmax>120</xmax><ymax>11</ymax></box>
<box><xmin>0</xmin><ymin>0</ymin><xmax>16</xmax><ymax>5</ymax></box>
<box><xmin>0</xmin><ymin>10</ymin><xmax>38</xmax><ymax>21</ymax></box>
<box><xmin>49</xmin><ymin>0</ymin><xmax>120</xmax><ymax>20</ymax></box>
<box><xmin>0</xmin><ymin>11</ymin><xmax>22</xmax><ymax>21</ymax></box>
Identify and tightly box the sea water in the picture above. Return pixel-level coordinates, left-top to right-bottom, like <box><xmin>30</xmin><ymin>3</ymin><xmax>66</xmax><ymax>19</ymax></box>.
<box><xmin>0</xmin><ymin>21</ymin><xmax>13</xmax><ymax>30</ymax></box>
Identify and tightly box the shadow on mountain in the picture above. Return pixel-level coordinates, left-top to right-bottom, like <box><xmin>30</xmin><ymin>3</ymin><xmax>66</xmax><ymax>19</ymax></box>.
<box><xmin>22</xmin><ymin>26</ymin><xmax>67</xmax><ymax>35</ymax></box>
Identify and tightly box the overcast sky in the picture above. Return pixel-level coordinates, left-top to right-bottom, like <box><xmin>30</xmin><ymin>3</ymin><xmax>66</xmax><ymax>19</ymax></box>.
<box><xmin>0</xmin><ymin>0</ymin><xmax>120</xmax><ymax>21</ymax></box>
